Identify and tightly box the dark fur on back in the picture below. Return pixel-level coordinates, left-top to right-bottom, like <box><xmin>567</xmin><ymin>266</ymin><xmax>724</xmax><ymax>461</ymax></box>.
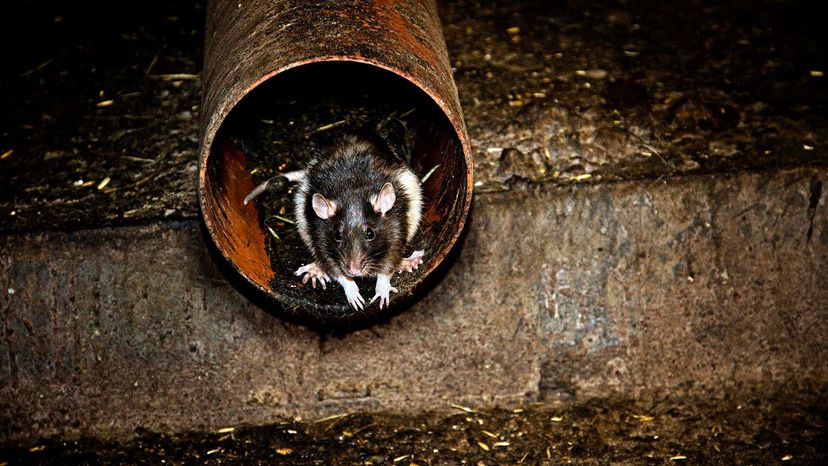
<box><xmin>303</xmin><ymin>134</ymin><xmax>412</xmax><ymax>277</ymax></box>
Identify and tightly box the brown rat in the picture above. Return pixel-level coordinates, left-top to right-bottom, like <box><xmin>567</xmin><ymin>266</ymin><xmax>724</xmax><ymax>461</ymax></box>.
<box><xmin>245</xmin><ymin>133</ymin><xmax>424</xmax><ymax>310</ymax></box>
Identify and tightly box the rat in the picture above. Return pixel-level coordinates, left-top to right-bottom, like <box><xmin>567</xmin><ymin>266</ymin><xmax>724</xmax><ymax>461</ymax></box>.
<box><xmin>244</xmin><ymin>133</ymin><xmax>424</xmax><ymax>310</ymax></box>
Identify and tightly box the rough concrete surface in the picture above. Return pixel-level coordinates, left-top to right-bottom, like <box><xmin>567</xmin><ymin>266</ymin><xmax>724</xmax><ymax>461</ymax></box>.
<box><xmin>445</xmin><ymin>0</ymin><xmax>828</xmax><ymax>188</ymax></box>
<box><xmin>2</xmin><ymin>0</ymin><xmax>827</xmax><ymax>232</ymax></box>
<box><xmin>2</xmin><ymin>167</ymin><xmax>825</xmax><ymax>442</ymax></box>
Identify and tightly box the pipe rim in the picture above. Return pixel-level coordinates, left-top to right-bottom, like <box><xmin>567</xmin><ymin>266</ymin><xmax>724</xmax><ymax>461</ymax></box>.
<box><xmin>198</xmin><ymin>56</ymin><xmax>473</xmax><ymax>312</ymax></box>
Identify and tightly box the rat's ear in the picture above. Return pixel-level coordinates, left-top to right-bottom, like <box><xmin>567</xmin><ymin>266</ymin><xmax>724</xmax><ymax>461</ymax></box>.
<box><xmin>371</xmin><ymin>182</ymin><xmax>396</xmax><ymax>216</ymax></box>
<box><xmin>312</xmin><ymin>193</ymin><xmax>337</xmax><ymax>219</ymax></box>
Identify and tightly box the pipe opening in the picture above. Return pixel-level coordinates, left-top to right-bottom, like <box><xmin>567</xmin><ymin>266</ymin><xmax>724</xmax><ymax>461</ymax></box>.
<box><xmin>202</xmin><ymin>61</ymin><xmax>469</xmax><ymax>319</ymax></box>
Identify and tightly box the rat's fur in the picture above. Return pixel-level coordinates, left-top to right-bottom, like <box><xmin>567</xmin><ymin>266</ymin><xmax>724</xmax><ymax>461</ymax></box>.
<box><xmin>294</xmin><ymin>133</ymin><xmax>422</xmax><ymax>278</ymax></box>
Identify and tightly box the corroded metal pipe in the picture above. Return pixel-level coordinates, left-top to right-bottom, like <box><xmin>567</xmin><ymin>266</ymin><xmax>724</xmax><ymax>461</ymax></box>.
<box><xmin>198</xmin><ymin>0</ymin><xmax>472</xmax><ymax>319</ymax></box>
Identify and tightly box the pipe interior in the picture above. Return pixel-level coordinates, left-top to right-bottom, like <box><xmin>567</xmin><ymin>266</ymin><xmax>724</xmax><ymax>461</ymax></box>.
<box><xmin>204</xmin><ymin>62</ymin><xmax>467</xmax><ymax>318</ymax></box>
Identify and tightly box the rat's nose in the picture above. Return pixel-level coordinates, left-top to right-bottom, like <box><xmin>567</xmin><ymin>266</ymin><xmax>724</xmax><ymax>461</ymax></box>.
<box><xmin>347</xmin><ymin>257</ymin><xmax>363</xmax><ymax>276</ymax></box>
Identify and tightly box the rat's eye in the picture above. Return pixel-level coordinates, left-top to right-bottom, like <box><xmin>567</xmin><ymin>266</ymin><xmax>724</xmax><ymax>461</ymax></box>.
<box><xmin>335</xmin><ymin>229</ymin><xmax>343</xmax><ymax>242</ymax></box>
<box><xmin>365</xmin><ymin>228</ymin><xmax>375</xmax><ymax>241</ymax></box>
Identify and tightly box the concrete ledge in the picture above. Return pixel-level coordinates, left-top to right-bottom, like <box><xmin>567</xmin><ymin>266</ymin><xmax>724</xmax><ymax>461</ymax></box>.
<box><xmin>1</xmin><ymin>167</ymin><xmax>826</xmax><ymax>442</ymax></box>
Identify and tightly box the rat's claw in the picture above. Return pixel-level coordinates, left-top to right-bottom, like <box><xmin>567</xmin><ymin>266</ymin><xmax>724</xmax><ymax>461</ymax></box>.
<box><xmin>397</xmin><ymin>250</ymin><xmax>425</xmax><ymax>273</ymax></box>
<box><xmin>371</xmin><ymin>274</ymin><xmax>398</xmax><ymax>310</ymax></box>
<box><xmin>337</xmin><ymin>276</ymin><xmax>364</xmax><ymax>311</ymax></box>
<box><xmin>295</xmin><ymin>262</ymin><xmax>329</xmax><ymax>289</ymax></box>
<box><xmin>350</xmin><ymin>295</ymin><xmax>364</xmax><ymax>311</ymax></box>
<box><xmin>347</xmin><ymin>291</ymin><xmax>364</xmax><ymax>310</ymax></box>
<box><xmin>370</xmin><ymin>291</ymin><xmax>396</xmax><ymax>309</ymax></box>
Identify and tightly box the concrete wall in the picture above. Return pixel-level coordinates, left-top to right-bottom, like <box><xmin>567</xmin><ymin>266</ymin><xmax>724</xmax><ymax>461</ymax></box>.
<box><xmin>2</xmin><ymin>168</ymin><xmax>826</xmax><ymax>442</ymax></box>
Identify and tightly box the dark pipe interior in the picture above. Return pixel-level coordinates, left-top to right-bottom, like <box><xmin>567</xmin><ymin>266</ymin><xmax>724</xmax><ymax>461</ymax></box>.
<box><xmin>204</xmin><ymin>62</ymin><xmax>467</xmax><ymax>319</ymax></box>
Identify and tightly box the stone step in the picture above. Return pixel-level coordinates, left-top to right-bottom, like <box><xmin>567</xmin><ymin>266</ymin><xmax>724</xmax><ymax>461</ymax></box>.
<box><xmin>2</xmin><ymin>167</ymin><xmax>825</xmax><ymax>442</ymax></box>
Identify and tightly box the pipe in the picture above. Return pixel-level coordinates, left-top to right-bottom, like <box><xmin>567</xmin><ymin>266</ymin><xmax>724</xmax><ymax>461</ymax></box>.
<box><xmin>198</xmin><ymin>0</ymin><xmax>472</xmax><ymax>319</ymax></box>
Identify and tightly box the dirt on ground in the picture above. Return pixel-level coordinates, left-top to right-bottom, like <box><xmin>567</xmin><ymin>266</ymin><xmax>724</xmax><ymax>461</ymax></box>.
<box><xmin>2</xmin><ymin>396</ymin><xmax>826</xmax><ymax>465</ymax></box>
<box><xmin>2</xmin><ymin>0</ymin><xmax>827</xmax><ymax>233</ymax></box>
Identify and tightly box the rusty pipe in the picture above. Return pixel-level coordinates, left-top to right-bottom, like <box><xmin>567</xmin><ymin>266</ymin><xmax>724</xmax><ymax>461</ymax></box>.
<box><xmin>198</xmin><ymin>0</ymin><xmax>472</xmax><ymax>319</ymax></box>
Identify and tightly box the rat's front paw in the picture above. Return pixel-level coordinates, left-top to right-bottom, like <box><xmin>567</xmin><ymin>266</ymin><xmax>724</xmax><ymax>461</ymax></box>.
<box><xmin>397</xmin><ymin>250</ymin><xmax>424</xmax><ymax>273</ymax></box>
<box><xmin>294</xmin><ymin>262</ymin><xmax>330</xmax><ymax>289</ymax></box>
<box><xmin>337</xmin><ymin>276</ymin><xmax>365</xmax><ymax>311</ymax></box>
<box><xmin>371</xmin><ymin>274</ymin><xmax>398</xmax><ymax>310</ymax></box>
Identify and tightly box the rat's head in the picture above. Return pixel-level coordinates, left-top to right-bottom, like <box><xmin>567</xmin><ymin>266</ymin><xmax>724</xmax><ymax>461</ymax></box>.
<box><xmin>312</xmin><ymin>182</ymin><xmax>403</xmax><ymax>277</ymax></box>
